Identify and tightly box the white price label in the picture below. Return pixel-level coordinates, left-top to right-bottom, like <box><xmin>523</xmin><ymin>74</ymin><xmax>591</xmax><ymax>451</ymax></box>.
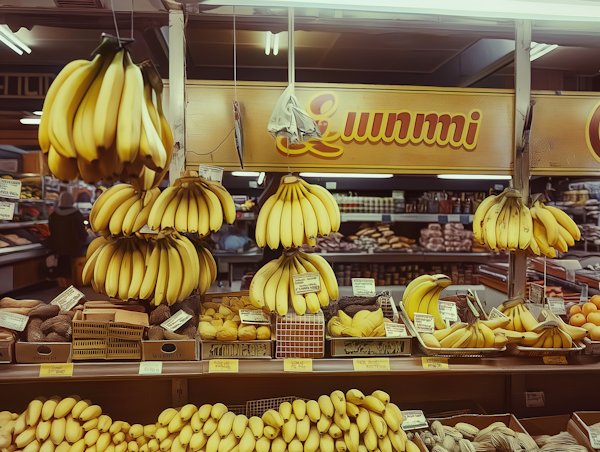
<box><xmin>401</xmin><ymin>410</ymin><xmax>428</xmax><ymax>431</ymax></box>
<box><xmin>50</xmin><ymin>285</ymin><xmax>85</xmax><ymax>312</ymax></box>
<box><xmin>292</xmin><ymin>272</ymin><xmax>321</xmax><ymax>295</ymax></box>
<box><xmin>139</xmin><ymin>362</ymin><xmax>163</xmax><ymax>375</ymax></box>
<box><xmin>438</xmin><ymin>300</ymin><xmax>458</xmax><ymax>322</ymax></box>
<box><xmin>0</xmin><ymin>179</ymin><xmax>21</xmax><ymax>199</ymax></box>
<box><xmin>384</xmin><ymin>323</ymin><xmax>408</xmax><ymax>338</ymax></box>
<box><xmin>239</xmin><ymin>309</ymin><xmax>270</xmax><ymax>325</ymax></box>
<box><xmin>139</xmin><ymin>224</ymin><xmax>159</xmax><ymax>234</ymax></box>
<box><xmin>548</xmin><ymin>297</ymin><xmax>567</xmax><ymax>315</ymax></box>
<box><xmin>352</xmin><ymin>278</ymin><xmax>376</xmax><ymax>297</ymax></box>
<box><xmin>588</xmin><ymin>429</ymin><xmax>600</xmax><ymax>449</ymax></box>
<box><xmin>0</xmin><ymin>202</ymin><xmax>14</xmax><ymax>220</ymax></box>
<box><xmin>525</xmin><ymin>391</ymin><xmax>545</xmax><ymax>408</ymax></box>
<box><xmin>413</xmin><ymin>313</ymin><xmax>435</xmax><ymax>334</ymax></box>
<box><xmin>489</xmin><ymin>307</ymin><xmax>510</xmax><ymax>320</ymax></box>
<box><xmin>326</xmin><ymin>182</ymin><xmax>337</xmax><ymax>190</ymax></box>
<box><xmin>0</xmin><ymin>311</ymin><xmax>28</xmax><ymax>332</ymax></box>
<box><xmin>530</xmin><ymin>283</ymin><xmax>545</xmax><ymax>304</ymax></box>
<box><xmin>161</xmin><ymin>310</ymin><xmax>193</xmax><ymax>332</ymax></box>
<box><xmin>198</xmin><ymin>165</ymin><xmax>224</xmax><ymax>183</ymax></box>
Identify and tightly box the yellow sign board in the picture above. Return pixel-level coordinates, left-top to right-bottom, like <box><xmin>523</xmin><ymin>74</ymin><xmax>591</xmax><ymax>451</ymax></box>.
<box><xmin>284</xmin><ymin>359</ymin><xmax>313</xmax><ymax>372</ymax></box>
<box><xmin>208</xmin><ymin>359</ymin><xmax>239</xmax><ymax>373</ymax></box>
<box><xmin>422</xmin><ymin>357</ymin><xmax>449</xmax><ymax>370</ymax></box>
<box><xmin>39</xmin><ymin>363</ymin><xmax>73</xmax><ymax>377</ymax></box>
<box><xmin>352</xmin><ymin>358</ymin><xmax>390</xmax><ymax>371</ymax></box>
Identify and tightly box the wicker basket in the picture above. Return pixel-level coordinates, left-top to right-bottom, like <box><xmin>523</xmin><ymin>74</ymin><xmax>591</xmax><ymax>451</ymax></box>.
<box><xmin>107</xmin><ymin>338</ymin><xmax>141</xmax><ymax>360</ymax></box>
<box><xmin>72</xmin><ymin>339</ymin><xmax>107</xmax><ymax>360</ymax></box>
<box><xmin>108</xmin><ymin>323</ymin><xmax>145</xmax><ymax>341</ymax></box>
<box><xmin>72</xmin><ymin>319</ymin><xmax>108</xmax><ymax>339</ymax></box>
<box><xmin>275</xmin><ymin>312</ymin><xmax>324</xmax><ymax>359</ymax></box>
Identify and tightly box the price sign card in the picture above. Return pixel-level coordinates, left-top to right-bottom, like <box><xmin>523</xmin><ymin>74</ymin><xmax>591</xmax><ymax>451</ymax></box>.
<box><xmin>39</xmin><ymin>364</ymin><xmax>73</xmax><ymax>377</ymax></box>
<box><xmin>438</xmin><ymin>301</ymin><xmax>458</xmax><ymax>322</ymax></box>
<box><xmin>489</xmin><ymin>307</ymin><xmax>510</xmax><ymax>320</ymax></box>
<box><xmin>0</xmin><ymin>311</ymin><xmax>28</xmax><ymax>332</ymax></box>
<box><xmin>384</xmin><ymin>323</ymin><xmax>408</xmax><ymax>338</ymax></box>
<box><xmin>239</xmin><ymin>309</ymin><xmax>270</xmax><ymax>325</ymax></box>
<box><xmin>139</xmin><ymin>224</ymin><xmax>159</xmax><ymax>234</ymax></box>
<box><xmin>292</xmin><ymin>272</ymin><xmax>321</xmax><ymax>295</ymax></box>
<box><xmin>0</xmin><ymin>202</ymin><xmax>14</xmax><ymax>220</ymax></box>
<box><xmin>422</xmin><ymin>357</ymin><xmax>449</xmax><ymax>370</ymax></box>
<box><xmin>401</xmin><ymin>410</ymin><xmax>428</xmax><ymax>431</ymax></box>
<box><xmin>0</xmin><ymin>178</ymin><xmax>22</xmax><ymax>199</ymax></box>
<box><xmin>588</xmin><ymin>429</ymin><xmax>600</xmax><ymax>449</ymax></box>
<box><xmin>198</xmin><ymin>165</ymin><xmax>224</xmax><ymax>183</ymax></box>
<box><xmin>209</xmin><ymin>359</ymin><xmax>239</xmax><ymax>373</ymax></box>
<box><xmin>353</xmin><ymin>358</ymin><xmax>390</xmax><ymax>372</ymax></box>
<box><xmin>530</xmin><ymin>283</ymin><xmax>545</xmax><ymax>304</ymax></box>
<box><xmin>543</xmin><ymin>356</ymin><xmax>568</xmax><ymax>365</ymax></box>
<box><xmin>139</xmin><ymin>362</ymin><xmax>163</xmax><ymax>375</ymax></box>
<box><xmin>50</xmin><ymin>285</ymin><xmax>85</xmax><ymax>312</ymax></box>
<box><xmin>161</xmin><ymin>310</ymin><xmax>193</xmax><ymax>332</ymax></box>
<box><xmin>525</xmin><ymin>391</ymin><xmax>545</xmax><ymax>408</ymax></box>
<box><xmin>284</xmin><ymin>359</ymin><xmax>313</xmax><ymax>372</ymax></box>
<box><xmin>413</xmin><ymin>313</ymin><xmax>435</xmax><ymax>334</ymax></box>
<box><xmin>547</xmin><ymin>298</ymin><xmax>567</xmax><ymax>315</ymax></box>
<box><xmin>352</xmin><ymin>278</ymin><xmax>376</xmax><ymax>297</ymax></box>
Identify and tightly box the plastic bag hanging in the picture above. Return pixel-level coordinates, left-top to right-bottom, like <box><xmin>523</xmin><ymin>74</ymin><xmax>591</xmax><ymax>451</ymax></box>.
<box><xmin>267</xmin><ymin>8</ymin><xmax>321</xmax><ymax>145</ymax></box>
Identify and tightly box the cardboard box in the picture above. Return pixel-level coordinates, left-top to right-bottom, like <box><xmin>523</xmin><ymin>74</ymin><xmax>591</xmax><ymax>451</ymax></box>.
<box><xmin>200</xmin><ymin>340</ymin><xmax>273</xmax><ymax>359</ymax></box>
<box><xmin>22</xmin><ymin>151</ymin><xmax>42</xmax><ymax>174</ymax></box>
<box><xmin>80</xmin><ymin>309</ymin><xmax>148</xmax><ymax>325</ymax></box>
<box><xmin>0</xmin><ymin>337</ymin><xmax>14</xmax><ymax>363</ymax></box>
<box><xmin>571</xmin><ymin>412</ymin><xmax>600</xmax><ymax>452</ymax></box>
<box><xmin>15</xmin><ymin>341</ymin><xmax>72</xmax><ymax>363</ymax></box>
<box><xmin>519</xmin><ymin>414</ymin><xmax>572</xmax><ymax>436</ymax></box>
<box><xmin>434</xmin><ymin>413</ymin><xmax>528</xmax><ymax>434</ymax></box>
<box><xmin>143</xmin><ymin>339</ymin><xmax>198</xmax><ymax>361</ymax></box>
<box><xmin>329</xmin><ymin>336</ymin><xmax>412</xmax><ymax>357</ymax></box>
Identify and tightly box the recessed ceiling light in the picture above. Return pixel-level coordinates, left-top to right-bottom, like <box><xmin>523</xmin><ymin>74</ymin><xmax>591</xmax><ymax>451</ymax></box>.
<box><xmin>20</xmin><ymin>118</ymin><xmax>41</xmax><ymax>125</ymax></box>
<box><xmin>33</xmin><ymin>111</ymin><xmax>43</xmax><ymax>116</ymax></box>
<box><xmin>0</xmin><ymin>25</ymin><xmax>31</xmax><ymax>54</ymax></box>
<box><xmin>299</xmin><ymin>172</ymin><xmax>393</xmax><ymax>178</ymax></box>
<box><xmin>437</xmin><ymin>174</ymin><xmax>512</xmax><ymax>180</ymax></box>
<box><xmin>232</xmin><ymin>171</ymin><xmax>261</xmax><ymax>177</ymax></box>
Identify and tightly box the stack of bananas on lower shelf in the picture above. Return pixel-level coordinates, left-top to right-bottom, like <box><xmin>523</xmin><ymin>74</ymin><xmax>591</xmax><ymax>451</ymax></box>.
<box><xmin>148</xmin><ymin>173</ymin><xmax>235</xmax><ymax>235</ymax></box>
<box><xmin>327</xmin><ymin>309</ymin><xmax>391</xmax><ymax>337</ymax></box>
<box><xmin>256</xmin><ymin>175</ymin><xmax>341</xmax><ymax>249</ymax></box>
<box><xmin>89</xmin><ymin>184</ymin><xmax>161</xmax><ymax>236</ymax></box>
<box><xmin>529</xmin><ymin>197</ymin><xmax>581</xmax><ymax>258</ymax></box>
<box><xmin>82</xmin><ymin>232</ymin><xmax>213</xmax><ymax>305</ymax></box>
<box><xmin>40</xmin><ymin>38</ymin><xmax>172</xmax><ymax>187</ymax></box>
<box><xmin>421</xmin><ymin>317</ymin><xmax>511</xmax><ymax>349</ymax></box>
<box><xmin>402</xmin><ymin>274</ymin><xmax>452</xmax><ymax>329</ymax></box>
<box><xmin>249</xmin><ymin>250</ymin><xmax>338</xmax><ymax>315</ymax></box>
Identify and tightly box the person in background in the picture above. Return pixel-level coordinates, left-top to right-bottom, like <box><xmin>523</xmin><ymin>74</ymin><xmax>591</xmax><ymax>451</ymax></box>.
<box><xmin>48</xmin><ymin>192</ymin><xmax>87</xmax><ymax>287</ymax></box>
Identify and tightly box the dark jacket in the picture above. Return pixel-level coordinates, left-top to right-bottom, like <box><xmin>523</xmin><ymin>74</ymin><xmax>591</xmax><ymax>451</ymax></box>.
<box><xmin>49</xmin><ymin>193</ymin><xmax>87</xmax><ymax>256</ymax></box>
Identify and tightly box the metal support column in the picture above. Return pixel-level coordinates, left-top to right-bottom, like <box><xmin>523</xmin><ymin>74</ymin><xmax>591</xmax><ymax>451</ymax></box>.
<box><xmin>169</xmin><ymin>9</ymin><xmax>186</xmax><ymax>184</ymax></box>
<box><xmin>508</xmin><ymin>20</ymin><xmax>532</xmax><ymax>298</ymax></box>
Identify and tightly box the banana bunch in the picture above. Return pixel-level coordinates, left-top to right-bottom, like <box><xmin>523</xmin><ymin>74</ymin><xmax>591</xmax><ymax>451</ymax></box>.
<box><xmin>496</xmin><ymin>300</ymin><xmax>540</xmax><ymax>333</ymax></box>
<box><xmin>402</xmin><ymin>274</ymin><xmax>452</xmax><ymax>329</ymax></box>
<box><xmin>328</xmin><ymin>309</ymin><xmax>391</xmax><ymax>337</ymax></box>
<box><xmin>39</xmin><ymin>38</ymin><xmax>173</xmax><ymax>188</ymax></box>
<box><xmin>256</xmin><ymin>175</ymin><xmax>340</xmax><ymax>249</ymax></box>
<box><xmin>473</xmin><ymin>188</ymin><xmax>533</xmax><ymax>252</ymax></box>
<box><xmin>529</xmin><ymin>197</ymin><xmax>581</xmax><ymax>258</ymax></box>
<box><xmin>0</xmin><ymin>395</ymin><xmax>137</xmax><ymax>452</ymax></box>
<box><xmin>83</xmin><ymin>233</ymin><xmax>210</xmax><ymax>305</ymax></box>
<box><xmin>89</xmin><ymin>184</ymin><xmax>160</xmax><ymax>236</ymax></box>
<box><xmin>147</xmin><ymin>173</ymin><xmax>235</xmax><ymax>235</ymax></box>
<box><xmin>249</xmin><ymin>250</ymin><xmax>338</xmax><ymax>315</ymax></box>
<box><xmin>421</xmin><ymin>317</ymin><xmax>511</xmax><ymax>349</ymax></box>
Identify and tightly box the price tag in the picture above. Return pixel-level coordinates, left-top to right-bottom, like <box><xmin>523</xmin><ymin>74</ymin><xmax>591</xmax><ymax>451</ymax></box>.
<box><xmin>422</xmin><ymin>357</ymin><xmax>449</xmax><ymax>370</ymax></box>
<box><xmin>438</xmin><ymin>301</ymin><xmax>458</xmax><ymax>322</ymax></box>
<box><xmin>489</xmin><ymin>307</ymin><xmax>510</xmax><ymax>320</ymax></box>
<box><xmin>139</xmin><ymin>224</ymin><xmax>159</xmax><ymax>234</ymax></box>
<box><xmin>588</xmin><ymin>429</ymin><xmax>600</xmax><ymax>449</ymax></box>
<box><xmin>326</xmin><ymin>182</ymin><xmax>337</xmax><ymax>190</ymax></box>
<box><xmin>198</xmin><ymin>165</ymin><xmax>224</xmax><ymax>183</ymax></box>
<box><xmin>352</xmin><ymin>278</ymin><xmax>376</xmax><ymax>297</ymax></box>
<box><xmin>292</xmin><ymin>272</ymin><xmax>321</xmax><ymax>295</ymax></box>
<box><xmin>0</xmin><ymin>202</ymin><xmax>14</xmax><ymax>220</ymax></box>
<box><xmin>0</xmin><ymin>311</ymin><xmax>28</xmax><ymax>332</ymax></box>
<box><xmin>413</xmin><ymin>313</ymin><xmax>435</xmax><ymax>334</ymax></box>
<box><xmin>161</xmin><ymin>310</ymin><xmax>193</xmax><ymax>332</ymax></box>
<box><xmin>284</xmin><ymin>359</ymin><xmax>313</xmax><ymax>372</ymax></box>
<box><xmin>209</xmin><ymin>359</ymin><xmax>239</xmax><ymax>373</ymax></box>
<box><xmin>239</xmin><ymin>309</ymin><xmax>270</xmax><ymax>325</ymax></box>
<box><xmin>548</xmin><ymin>298</ymin><xmax>567</xmax><ymax>315</ymax></box>
<box><xmin>50</xmin><ymin>285</ymin><xmax>85</xmax><ymax>312</ymax></box>
<box><xmin>525</xmin><ymin>391</ymin><xmax>545</xmax><ymax>408</ymax></box>
<box><xmin>352</xmin><ymin>358</ymin><xmax>390</xmax><ymax>372</ymax></box>
<box><xmin>543</xmin><ymin>356</ymin><xmax>568</xmax><ymax>365</ymax></box>
<box><xmin>384</xmin><ymin>323</ymin><xmax>408</xmax><ymax>337</ymax></box>
<box><xmin>401</xmin><ymin>410</ymin><xmax>428</xmax><ymax>431</ymax></box>
<box><xmin>39</xmin><ymin>364</ymin><xmax>73</xmax><ymax>377</ymax></box>
<box><xmin>0</xmin><ymin>178</ymin><xmax>22</xmax><ymax>199</ymax></box>
<box><xmin>530</xmin><ymin>283</ymin><xmax>545</xmax><ymax>304</ymax></box>
<box><xmin>139</xmin><ymin>362</ymin><xmax>163</xmax><ymax>375</ymax></box>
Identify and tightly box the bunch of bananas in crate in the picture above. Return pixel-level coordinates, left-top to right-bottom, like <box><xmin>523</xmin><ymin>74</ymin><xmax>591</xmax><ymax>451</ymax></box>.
<box><xmin>327</xmin><ymin>309</ymin><xmax>391</xmax><ymax>337</ymax></box>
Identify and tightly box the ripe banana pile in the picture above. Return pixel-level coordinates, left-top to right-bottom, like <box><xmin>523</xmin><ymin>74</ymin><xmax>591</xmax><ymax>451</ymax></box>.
<box><xmin>421</xmin><ymin>317</ymin><xmax>511</xmax><ymax>349</ymax></box>
<box><xmin>0</xmin><ymin>395</ymin><xmax>132</xmax><ymax>452</ymax></box>
<box><xmin>249</xmin><ymin>250</ymin><xmax>338</xmax><ymax>315</ymax></box>
<box><xmin>147</xmin><ymin>173</ymin><xmax>235</xmax><ymax>234</ymax></box>
<box><xmin>473</xmin><ymin>188</ymin><xmax>533</xmax><ymax>252</ymax></box>
<box><xmin>402</xmin><ymin>274</ymin><xmax>452</xmax><ymax>330</ymax></box>
<box><xmin>529</xmin><ymin>197</ymin><xmax>581</xmax><ymax>258</ymax></box>
<box><xmin>89</xmin><ymin>184</ymin><xmax>160</xmax><ymax>236</ymax></box>
<box><xmin>327</xmin><ymin>309</ymin><xmax>391</xmax><ymax>337</ymax></box>
<box><xmin>83</xmin><ymin>233</ymin><xmax>213</xmax><ymax>304</ymax></box>
<box><xmin>256</xmin><ymin>176</ymin><xmax>341</xmax><ymax>250</ymax></box>
<box><xmin>40</xmin><ymin>40</ymin><xmax>173</xmax><ymax>187</ymax></box>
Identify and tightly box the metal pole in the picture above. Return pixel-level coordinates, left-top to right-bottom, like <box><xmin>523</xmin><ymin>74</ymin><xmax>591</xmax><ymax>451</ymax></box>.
<box><xmin>288</xmin><ymin>7</ymin><xmax>295</xmax><ymax>86</ymax></box>
<box><xmin>169</xmin><ymin>9</ymin><xmax>186</xmax><ymax>184</ymax></box>
<box><xmin>509</xmin><ymin>20</ymin><xmax>531</xmax><ymax>298</ymax></box>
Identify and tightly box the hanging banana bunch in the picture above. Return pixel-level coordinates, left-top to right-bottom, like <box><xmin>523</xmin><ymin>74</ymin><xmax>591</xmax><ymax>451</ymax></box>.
<box><xmin>528</xmin><ymin>195</ymin><xmax>581</xmax><ymax>257</ymax></box>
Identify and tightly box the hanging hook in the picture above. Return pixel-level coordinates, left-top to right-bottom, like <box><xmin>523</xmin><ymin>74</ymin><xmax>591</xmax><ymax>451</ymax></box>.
<box><xmin>110</xmin><ymin>0</ymin><xmax>121</xmax><ymax>44</ymax></box>
<box><xmin>288</xmin><ymin>7</ymin><xmax>295</xmax><ymax>87</ymax></box>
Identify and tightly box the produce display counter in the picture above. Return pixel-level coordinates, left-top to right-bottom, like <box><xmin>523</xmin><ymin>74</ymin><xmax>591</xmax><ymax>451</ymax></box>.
<box><xmin>319</xmin><ymin>251</ymin><xmax>493</xmax><ymax>263</ymax></box>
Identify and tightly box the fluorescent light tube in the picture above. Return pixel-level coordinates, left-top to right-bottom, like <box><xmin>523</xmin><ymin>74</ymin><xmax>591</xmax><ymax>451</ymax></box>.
<box><xmin>437</xmin><ymin>174</ymin><xmax>512</xmax><ymax>180</ymax></box>
<box><xmin>20</xmin><ymin>118</ymin><xmax>41</xmax><ymax>125</ymax></box>
<box><xmin>0</xmin><ymin>25</ymin><xmax>31</xmax><ymax>54</ymax></box>
<box><xmin>265</xmin><ymin>31</ymin><xmax>272</xmax><ymax>56</ymax></box>
<box><xmin>0</xmin><ymin>33</ymin><xmax>22</xmax><ymax>55</ymax></box>
<box><xmin>257</xmin><ymin>172</ymin><xmax>266</xmax><ymax>185</ymax></box>
<box><xmin>33</xmin><ymin>111</ymin><xmax>42</xmax><ymax>115</ymax></box>
<box><xmin>232</xmin><ymin>171</ymin><xmax>260</xmax><ymax>177</ymax></box>
<box><xmin>273</xmin><ymin>33</ymin><xmax>279</xmax><ymax>56</ymax></box>
<box><xmin>530</xmin><ymin>42</ymin><xmax>558</xmax><ymax>61</ymax></box>
<box><xmin>299</xmin><ymin>172</ymin><xmax>393</xmax><ymax>178</ymax></box>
